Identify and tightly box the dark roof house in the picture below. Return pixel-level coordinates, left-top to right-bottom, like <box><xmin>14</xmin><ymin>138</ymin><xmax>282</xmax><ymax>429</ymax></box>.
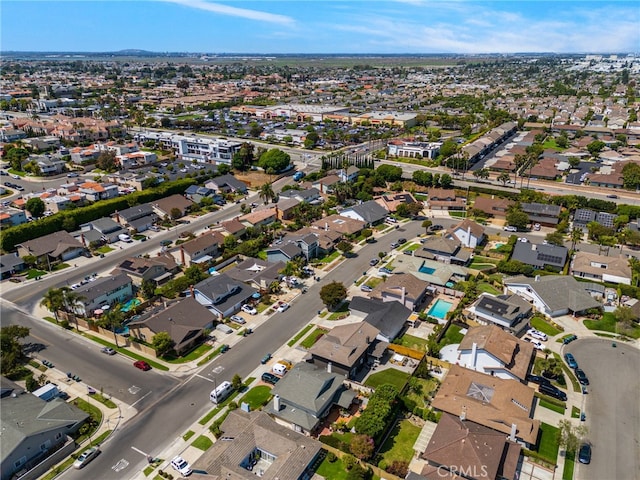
<box><xmin>511</xmin><ymin>242</ymin><xmax>568</xmax><ymax>270</ymax></box>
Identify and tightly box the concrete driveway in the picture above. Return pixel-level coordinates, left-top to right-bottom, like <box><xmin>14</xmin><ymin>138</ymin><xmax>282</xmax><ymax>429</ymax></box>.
<box><xmin>565</xmin><ymin>338</ymin><xmax>640</xmax><ymax>480</ymax></box>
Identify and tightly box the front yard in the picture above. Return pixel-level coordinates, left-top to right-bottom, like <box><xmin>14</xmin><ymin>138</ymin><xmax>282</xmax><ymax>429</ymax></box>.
<box><xmin>584</xmin><ymin>312</ymin><xmax>640</xmax><ymax>339</ymax></box>
<box><xmin>530</xmin><ymin>316</ymin><xmax>563</xmax><ymax>337</ymax></box>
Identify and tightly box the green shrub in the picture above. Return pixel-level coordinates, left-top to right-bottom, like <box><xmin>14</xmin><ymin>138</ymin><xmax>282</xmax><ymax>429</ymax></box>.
<box><xmin>326</xmin><ymin>451</ymin><xmax>337</xmax><ymax>463</ymax></box>
<box><xmin>343</xmin><ymin>454</ymin><xmax>358</xmax><ymax>470</ymax></box>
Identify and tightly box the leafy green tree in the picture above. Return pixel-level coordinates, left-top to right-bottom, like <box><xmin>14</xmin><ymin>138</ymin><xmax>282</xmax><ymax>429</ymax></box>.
<box><xmin>557</xmin><ymin>420</ymin><xmax>588</xmax><ymax>454</ymax></box>
<box><xmin>473</xmin><ymin>168</ymin><xmax>490</xmax><ymax>181</ymax></box>
<box><xmin>258</xmin><ymin>148</ymin><xmax>290</xmax><ymax>173</ymax></box>
<box><xmin>96</xmin><ymin>151</ymin><xmax>118</xmax><ymax>172</ymax></box>
<box><xmin>622</xmin><ymin>162</ymin><xmax>640</xmax><ymax>189</ymax></box>
<box><xmin>497</xmin><ymin>172</ymin><xmax>511</xmax><ymax>186</ymax></box>
<box><xmin>568</xmin><ymin>156</ymin><xmax>580</xmax><ymax>168</ymax></box>
<box><xmin>586</xmin><ymin>140</ymin><xmax>606</xmax><ymax>158</ymax></box>
<box><xmin>152</xmin><ymin>331</ymin><xmax>175</xmax><ymax>357</ymax></box>
<box><xmin>170</xmin><ymin>207</ymin><xmax>182</xmax><ymax>220</ymax></box>
<box><xmin>25</xmin><ymin>197</ymin><xmax>45</xmax><ymax>218</ymax></box>
<box><xmin>505</xmin><ymin>209</ymin><xmax>529</xmax><ymax>230</ymax></box>
<box><xmin>184</xmin><ymin>265</ymin><xmax>206</xmax><ymax>284</ymax></box>
<box><xmin>613</xmin><ymin>306</ymin><xmax>636</xmax><ymax>331</ymax></box>
<box><xmin>336</xmin><ymin>240</ymin><xmax>353</xmax><ymax>256</ymax></box>
<box><xmin>97</xmin><ymin>307</ymin><xmax>124</xmax><ymax>347</ymax></box>
<box><xmin>439</xmin><ymin>173</ymin><xmax>453</xmax><ymax>188</ymax></box>
<box><xmin>141</xmin><ymin>279</ymin><xmax>156</xmax><ymax>300</ymax></box>
<box><xmin>25</xmin><ymin>374</ymin><xmax>41</xmax><ymax>392</ymax></box>
<box><xmin>350</xmin><ymin>434</ymin><xmax>374</xmax><ymax>460</ymax></box>
<box><xmin>0</xmin><ymin>325</ymin><xmax>30</xmax><ymax>375</ymax></box>
<box><xmin>231</xmin><ymin>373</ymin><xmax>243</xmax><ymax>391</ymax></box>
<box><xmin>422</xmin><ymin>219</ymin><xmax>433</xmax><ymax>233</ymax></box>
<box><xmin>545</xmin><ymin>231</ymin><xmax>565</xmax><ymax>246</ymax></box>
<box><xmin>361</xmin><ymin>228</ymin><xmax>373</xmax><ymax>242</ymax></box>
<box><xmin>375</xmin><ymin>164</ymin><xmax>403</xmax><ymax>182</ymax></box>
<box><xmin>319</xmin><ymin>281</ymin><xmax>347</xmax><ymax>310</ymax></box>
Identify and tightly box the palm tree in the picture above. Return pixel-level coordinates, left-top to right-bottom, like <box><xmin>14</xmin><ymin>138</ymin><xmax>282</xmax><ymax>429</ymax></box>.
<box><xmin>61</xmin><ymin>288</ymin><xmax>86</xmax><ymax>330</ymax></box>
<box><xmin>570</xmin><ymin>227</ymin><xmax>583</xmax><ymax>251</ymax></box>
<box><xmin>97</xmin><ymin>306</ymin><xmax>124</xmax><ymax>348</ymax></box>
<box><xmin>258</xmin><ymin>182</ymin><xmax>275</xmax><ymax>204</ymax></box>
<box><xmin>629</xmin><ymin>257</ymin><xmax>640</xmax><ymax>287</ymax></box>
<box><xmin>41</xmin><ymin>288</ymin><xmax>64</xmax><ymax>323</ymax></box>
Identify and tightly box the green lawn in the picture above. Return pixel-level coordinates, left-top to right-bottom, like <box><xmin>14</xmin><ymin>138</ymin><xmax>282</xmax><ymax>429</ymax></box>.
<box><xmin>571</xmin><ymin>406</ymin><xmax>581</xmax><ymax>419</ymax></box>
<box><xmin>396</xmin><ymin>333</ymin><xmax>428</xmax><ymax>351</ymax></box>
<box><xmin>191</xmin><ymin>435</ymin><xmax>213</xmax><ymax>451</ymax></box>
<box><xmin>318</xmin><ymin>250</ymin><xmax>341</xmax><ymax>264</ymax></box>
<box><xmin>96</xmin><ymin>245</ymin><xmax>114</xmax><ymax>254</ymax></box>
<box><xmin>448</xmin><ymin>211</ymin><xmax>466</xmax><ymax>218</ymax></box>
<box><xmin>477</xmin><ymin>282</ymin><xmax>500</xmax><ymax>295</ymax></box>
<box><xmin>439</xmin><ymin>324</ymin><xmax>465</xmax><ymax>346</ymax></box>
<box><xmin>405</xmin><ymin>377</ymin><xmax>440</xmax><ymax>407</ymax></box>
<box><xmin>364</xmin><ymin>368</ymin><xmax>410</xmax><ymax>391</ymax></box>
<box><xmin>469</xmin><ymin>257</ymin><xmax>499</xmax><ymax>271</ymax></box>
<box><xmin>584</xmin><ymin>312</ymin><xmax>640</xmax><ymax>339</ymax></box>
<box><xmin>316</xmin><ymin>456</ymin><xmax>350</xmax><ymax>480</ymax></box>
<box><xmin>537</xmin><ymin>422</ymin><xmax>560</xmax><ymax>464</ymax></box>
<box><xmin>530</xmin><ymin>316</ymin><xmax>562</xmax><ymax>337</ymax></box>
<box><xmin>563</xmin><ymin>450</ymin><xmax>576</xmax><ymax>480</ymax></box>
<box><xmin>379</xmin><ymin>419</ymin><xmax>422</xmax><ymax>465</ymax></box>
<box><xmin>327</xmin><ymin>301</ymin><xmax>350</xmax><ymax>320</ymax></box>
<box><xmin>300</xmin><ymin>327</ymin><xmax>329</xmax><ymax>349</ymax></box>
<box><xmin>26</xmin><ymin>269</ymin><xmax>47</xmax><ymax>279</ymax></box>
<box><xmin>161</xmin><ymin>342</ymin><xmax>213</xmax><ymax>363</ymax></box>
<box><xmin>238</xmin><ymin>386</ymin><xmax>273</xmax><ymax>410</ymax></box>
<box><xmin>552</xmin><ymin>352</ymin><xmax>581</xmax><ymax>393</ymax></box>
<box><xmin>538</xmin><ymin>398</ymin><xmax>566</xmax><ymax>414</ymax></box>
<box><xmin>365</xmin><ymin>277</ymin><xmax>383</xmax><ymax>289</ymax></box>
<box><xmin>182</xmin><ymin>430</ymin><xmax>195</xmax><ymax>441</ymax></box>
<box><xmin>288</xmin><ymin>324</ymin><xmax>314</xmax><ymax>347</ymax></box>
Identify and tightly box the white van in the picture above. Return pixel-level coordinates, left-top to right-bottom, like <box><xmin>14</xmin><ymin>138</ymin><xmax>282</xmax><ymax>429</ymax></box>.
<box><xmin>216</xmin><ymin>323</ymin><xmax>233</xmax><ymax>334</ymax></box>
<box><xmin>210</xmin><ymin>381</ymin><xmax>233</xmax><ymax>404</ymax></box>
<box><xmin>118</xmin><ymin>233</ymin><xmax>132</xmax><ymax>243</ymax></box>
<box><xmin>272</xmin><ymin>363</ymin><xmax>287</xmax><ymax>376</ymax></box>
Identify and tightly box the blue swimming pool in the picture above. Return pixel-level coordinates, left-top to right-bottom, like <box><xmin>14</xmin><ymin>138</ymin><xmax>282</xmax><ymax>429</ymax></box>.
<box><xmin>427</xmin><ymin>299</ymin><xmax>454</xmax><ymax>320</ymax></box>
<box><xmin>121</xmin><ymin>298</ymin><xmax>141</xmax><ymax>312</ymax></box>
<box><xmin>419</xmin><ymin>266</ymin><xmax>436</xmax><ymax>275</ymax></box>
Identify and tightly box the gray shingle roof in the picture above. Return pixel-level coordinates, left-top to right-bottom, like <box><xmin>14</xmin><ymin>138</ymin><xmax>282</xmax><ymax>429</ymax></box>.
<box><xmin>349</xmin><ymin>296</ymin><xmax>411</xmax><ymax>341</ymax></box>
<box><xmin>342</xmin><ymin>200</ymin><xmax>388</xmax><ymax>224</ymax></box>
<box><xmin>511</xmin><ymin>242</ymin><xmax>568</xmax><ymax>268</ymax></box>
<box><xmin>505</xmin><ymin>275</ymin><xmax>601</xmax><ymax>313</ymax></box>
<box><xmin>521</xmin><ymin>202</ymin><xmax>561</xmax><ymax>217</ymax></box>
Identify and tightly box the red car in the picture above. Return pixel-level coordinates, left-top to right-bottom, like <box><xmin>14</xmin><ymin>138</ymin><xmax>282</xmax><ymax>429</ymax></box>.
<box><xmin>133</xmin><ymin>360</ymin><xmax>151</xmax><ymax>371</ymax></box>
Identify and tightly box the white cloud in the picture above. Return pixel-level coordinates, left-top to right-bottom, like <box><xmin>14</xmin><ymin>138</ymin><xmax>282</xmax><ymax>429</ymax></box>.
<box><xmin>162</xmin><ymin>0</ymin><xmax>294</xmax><ymax>25</ymax></box>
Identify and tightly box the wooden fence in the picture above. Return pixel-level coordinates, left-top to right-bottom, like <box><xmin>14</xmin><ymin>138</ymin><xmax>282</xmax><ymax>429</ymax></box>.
<box><xmin>320</xmin><ymin>444</ymin><xmax>404</xmax><ymax>480</ymax></box>
<box><xmin>388</xmin><ymin>343</ymin><xmax>425</xmax><ymax>360</ymax></box>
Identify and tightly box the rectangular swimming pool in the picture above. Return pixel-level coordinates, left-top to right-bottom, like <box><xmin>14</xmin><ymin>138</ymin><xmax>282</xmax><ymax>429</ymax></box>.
<box><xmin>427</xmin><ymin>299</ymin><xmax>453</xmax><ymax>320</ymax></box>
<box><xmin>419</xmin><ymin>265</ymin><xmax>436</xmax><ymax>275</ymax></box>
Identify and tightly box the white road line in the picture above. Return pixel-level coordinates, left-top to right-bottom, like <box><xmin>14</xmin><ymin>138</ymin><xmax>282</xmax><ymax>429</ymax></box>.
<box><xmin>128</xmin><ymin>390</ymin><xmax>152</xmax><ymax>409</ymax></box>
<box><xmin>195</xmin><ymin>374</ymin><xmax>215</xmax><ymax>383</ymax></box>
<box><xmin>131</xmin><ymin>446</ymin><xmax>148</xmax><ymax>457</ymax></box>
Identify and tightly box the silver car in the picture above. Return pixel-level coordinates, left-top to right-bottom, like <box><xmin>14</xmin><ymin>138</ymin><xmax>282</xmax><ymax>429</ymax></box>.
<box><xmin>73</xmin><ymin>447</ymin><xmax>100</xmax><ymax>469</ymax></box>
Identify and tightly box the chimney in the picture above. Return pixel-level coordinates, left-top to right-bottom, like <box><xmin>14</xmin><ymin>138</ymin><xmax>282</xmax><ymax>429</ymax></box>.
<box><xmin>535</xmin><ymin>275</ymin><xmax>540</xmax><ymax>282</ymax></box>
<box><xmin>274</xmin><ymin>394</ymin><xmax>281</xmax><ymax>411</ymax></box>
<box><xmin>401</xmin><ymin>286</ymin><xmax>406</xmax><ymax>305</ymax></box>
<box><xmin>460</xmin><ymin>405</ymin><xmax>466</xmax><ymax>422</ymax></box>
<box><xmin>325</xmin><ymin>222</ymin><xmax>328</xmax><ymax>231</ymax></box>
<box><xmin>80</xmin><ymin>233</ymin><xmax>86</xmax><ymax>247</ymax></box>
<box><xmin>180</xmin><ymin>245</ymin><xmax>185</xmax><ymax>265</ymax></box>
<box><xmin>327</xmin><ymin>362</ymin><xmax>332</xmax><ymax>373</ymax></box>
<box><xmin>471</xmin><ymin>342</ymin><xmax>478</xmax><ymax>369</ymax></box>
<box><xmin>509</xmin><ymin>423</ymin><xmax>517</xmax><ymax>442</ymax></box>
<box><xmin>114</xmin><ymin>210</ymin><xmax>120</xmax><ymax>223</ymax></box>
<box><xmin>190</xmin><ymin>285</ymin><xmax>195</xmax><ymax>298</ymax></box>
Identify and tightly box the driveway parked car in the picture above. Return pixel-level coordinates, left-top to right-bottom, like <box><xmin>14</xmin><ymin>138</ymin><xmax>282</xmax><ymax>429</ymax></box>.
<box><xmin>73</xmin><ymin>447</ymin><xmax>100</xmax><ymax>469</ymax></box>
<box><xmin>241</xmin><ymin>304</ymin><xmax>257</xmax><ymax>315</ymax></box>
<box><xmin>171</xmin><ymin>456</ymin><xmax>192</xmax><ymax>476</ymax></box>
<box><xmin>101</xmin><ymin>347</ymin><xmax>116</xmax><ymax>355</ymax></box>
<box><xmin>231</xmin><ymin>315</ymin><xmax>246</xmax><ymax>324</ymax></box>
<box><xmin>261</xmin><ymin>372</ymin><xmax>280</xmax><ymax>385</ymax></box>
<box><xmin>133</xmin><ymin>360</ymin><xmax>151</xmax><ymax>371</ymax></box>
<box><xmin>564</xmin><ymin>353</ymin><xmax>578</xmax><ymax>369</ymax></box>
<box><xmin>379</xmin><ymin>267</ymin><xmax>392</xmax><ymax>275</ymax></box>
<box><xmin>526</xmin><ymin>374</ymin><xmax>551</xmax><ymax>385</ymax></box>
<box><xmin>390</xmin><ymin>241</ymin><xmax>399</xmax><ymax>248</ymax></box>
<box><xmin>220</xmin><ymin>344</ymin><xmax>230</xmax><ymax>353</ymax></box>
<box><xmin>360</xmin><ymin>284</ymin><xmax>373</xmax><ymax>292</ymax></box>
<box><xmin>525</xmin><ymin>338</ymin><xmax>545</xmax><ymax>350</ymax></box>
<box><xmin>578</xmin><ymin>443</ymin><xmax>592</xmax><ymax>464</ymax></box>
<box><xmin>527</xmin><ymin>328</ymin><xmax>548</xmax><ymax>341</ymax></box>
<box><xmin>562</xmin><ymin>334</ymin><xmax>578</xmax><ymax>344</ymax></box>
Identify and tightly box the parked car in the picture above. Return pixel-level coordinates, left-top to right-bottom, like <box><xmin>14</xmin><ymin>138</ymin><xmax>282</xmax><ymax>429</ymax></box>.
<box><xmin>230</xmin><ymin>315</ymin><xmax>246</xmax><ymax>324</ymax></box>
<box><xmin>261</xmin><ymin>353</ymin><xmax>272</xmax><ymax>364</ymax></box>
<box><xmin>539</xmin><ymin>383</ymin><xmax>567</xmax><ymax>401</ymax></box>
<box><xmin>360</xmin><ymin>284</ymin><xmax>373</xmax><ymax>292</ymax></box>
<box><xmin>564</xmin><ymin>353</ymin><xmax>578</xmax><ymax>369</ymax></box>
<box><xmin>67</xmin><ymin>172</ymin><xmax>79</xmax><ymax>178</ymax></box>
<box><xmin>533</xmin><ymin>223</ymin><xmax>541</xmax><ymax>231</ymax></box>
<box><xmin>578</xmin><ymin>443</ymin><xmax>591</xmax><ymax>464</ymax></box>
<box><xmin>385</xmin><ymin>217</ymin><xmax>397</xmax><ymax>223</ymax></box>
<box><xmin>562</xmin><ymin>334</ymin><xmax>578</xmax><ymax>344</ymax></box>
<box><xmin>276</xmin><ymin>302</ymin><xmax>290</xmax><ymax>313</ymax></box>
<box><xmin>518</xmin><ymin>237</ymin><xmax>529</xmax><ymax>243</ymax></box>
<box><xmin>606</xmin><ymin>194</ymin><xmax>618</xmax><ymax>199</ymax></box>
<box><xmin>100</xmin><ymin>347</ymin><xmax>116</xmax><ymax>355</ymax></box>
<box><xmin>133</xmin><ymin>360</ymin><xmax>151</xmax><ymax>371</ymax></box>
<box><xmin>390</xmin><ymin>241</ymin><xmax>399</xmax><ymax>248</ymax></box>
<box><xmin>10</xmin><ymin>174</ymin><xmax>20</xmax><ymax>180</ymax></box>
<box><xmin>527</xmin><ymin>328</ymin><xmax>548</xmax><ymax>341</ymax></box>
<box><xmin>220</xmin><ymin>344</ymin><xmax>230</xmax><ymax>353</ymax></box>
<box><xmin>171</xmin><ymin>456</ymin><xmax>192</xmax><ymax>476</ymax></box>
<box><xmin>575</xmin><ymin>368</ymin><xmax>589</xmax><ymax>385</ymax></box>
<box><xmin>261</xmin><ymin>372</ymin><xmax>280</xmax><ymax>385</ymax></box>
<box><xmin>504</xmin><ymin>225</ymin><xmax>518</xmax><ymax>232</ymax></box>
<box><xmin>526</xmin><ymin>374</ymin><xmax>551</xmax><ymax>385</ymax></box>
<box><xmin>241</xmin><ymin>304</ymin><xmax>257</xmax><ymax>315</ymax></box>
<box><xmin>379</xmin><ymin>267</ymin><xmax>392</xmax><ymax>275</ymax></box>
<box><xmin>429</xmin><ymin>224</ymin><xmax>444</xmax><ymax>231</ymax></box>
<box><xmin>73</xmin><ymin>447</ymin><xmax>100</xmax><ymax>469</ymax></box>
<box><xmin>369</xmin><ymin>258</ymin><xmax>379</xmax><ymax>266</ymax></box>
<box><xmin>398</xmin><ymin>238</ymin><xmax>407</xmax><ymax>244</ymax></box>
<box><xmin>525</xmin><ymin>338</ymin><xmax>545</xmax><ymax>350</ymax></box>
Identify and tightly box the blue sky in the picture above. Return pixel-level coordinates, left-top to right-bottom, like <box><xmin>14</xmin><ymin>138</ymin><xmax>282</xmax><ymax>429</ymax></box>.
<box><xmin>2</xmin><ymin>1</ymin><xmax>638</xmax><ymax>54</ymax></box>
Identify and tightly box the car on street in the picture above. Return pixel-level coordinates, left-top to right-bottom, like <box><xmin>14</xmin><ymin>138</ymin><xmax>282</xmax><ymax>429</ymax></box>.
<box><xmin>261</xmin><ymin>353</ymin><xmax>272</xmax><ymax>364</ymax></box>
<box><xmin>276</xmin><ymin>302</ymin><xmax>290</xmax><ymax>312</ymax></box>
<box><xmin>133</xmin><ymin>360</ymin><xmax>151</xmax><ymax>371</ymax></box>
<box><xmin>606</xmin><ymin>194</ymin><xmax>618</xmax><ymax>199</ymax></box>
<box><xmin>241</xmin><ymin>304</ymin><xmax>257</xmax><ymax>315</ymax></box>
<box><xmin>360</xmin><ymin>284</ymin><xmax>373</xmax><ymax>292</ymax></box>
<box><xmin>230</xmin><ymin>315</ymin><xmax>246</xmax><ymax>324</ymax></box>
<box><xmin>429</xmin><ymin>224</ymin><xmax>443</xmax><ymax>232</ymax></box>
<box><xmin>220</xmin><ymin>344</ymin><xmax>230</xmax><ymax>353</ymax></box>
<box><xmin>527</xmin><ymin>328</ymin><xmax>548</xmax><ymax>341</ymax></box>
<box><xmin>575</xmin><ymin>368</ymin><xmax>589</xmax><ymax>385</ymax></box>
<box><xmin>578</xmin><ymin>443</ymin><xmax>592</xmax><ymax>464</ymax></box>
<box><xmin>101</xmin><ymin>347</ymin><xmax>116</xmax><ymax>355</ymax></box>
<box><xmin>10</xmin><ymin>174</ymin><xmax>20</xmax><ymax>179</ymax></box>
<box><xmin>398</xmin><ymin>238</ymin><xmax>407</xmax><ymax>244</ymax></box>
<box><xmin>67</xmin><ymin>172</ymin><xmax>79</xmax><ymax>177</ymax></box>
<box><xmin>0</xmin><ymin>170</ymin><xmax>7</xmax><ymax>176</ymax></box>
<box><xmin>390</xmin><ymin>241</ymin><xmax>399</xmax><ymax>248</ymax></box>
<box><xmin>504</xmin><ymin>225</ymin><xmax>518</xmax><ymax>232</ymax></box>
<box><xmin>171</xmin><ymin>456</ymin><xmax>192</xmax><ymax>476</ymax></box>
<box><xmin>73</xmin><ymin>447</ymin><xmax>100</xmax><ymax>469</ymax></box>
<box><xmin>261</xmin><ymin>372</ymin><xmax>280</xmax><ymax>385</ymax></box>
<box><xmin>562</xmin><ymin>334</ymin><xmax>578</xmax><ymax>344</ymax></box>
<box><xmin>564</xmin><ymin>353</ymin><xmax>578</xmax><ymax>369</ymax></box>
<box><xmin>369</xmin><ymin>258</ymin><xmax>379</xmax><ymax>266</ymax></box>
<box><xmin>518</xmin><ymin>237</ymin><xmax>529</xmax><ymax>243</ymax></box>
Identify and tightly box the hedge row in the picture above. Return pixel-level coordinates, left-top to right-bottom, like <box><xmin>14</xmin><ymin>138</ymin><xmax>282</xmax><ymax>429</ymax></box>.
<box><xmin>1</xmin><ymin>178</ymin><xmax>196</xmax><ymax>252</ymax></box>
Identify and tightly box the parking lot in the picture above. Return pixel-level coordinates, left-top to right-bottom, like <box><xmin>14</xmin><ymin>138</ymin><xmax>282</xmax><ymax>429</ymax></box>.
<box><xmin>565</xmin><ymin>338</ymin><xmax>640</xmax><ymax>480</ymax></box>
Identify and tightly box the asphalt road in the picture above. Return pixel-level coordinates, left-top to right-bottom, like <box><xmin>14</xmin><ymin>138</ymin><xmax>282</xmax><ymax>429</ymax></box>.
<box><xmin>565</xmin><ymin>338</ymin><xmax>640</xmax><ymax>480</ymax></box>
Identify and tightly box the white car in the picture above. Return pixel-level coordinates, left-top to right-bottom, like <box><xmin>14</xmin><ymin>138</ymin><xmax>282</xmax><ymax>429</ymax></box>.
<box><xmin>527</xmin><ymin>328</ymin><xmax>548</xmax><ymax>341</ymax></box>
<box><xmin>276</xmin><ymin>302</ymin><xmax>290</xmax><ymax>313</ymax></box>
<box><xmin>171</xmin><ymin>456</ymin><xmax>192</xmax><ymax>476</ymax></box>
<box><xmin>504</xmin><ymin>225</ymin><xmax>518</xmax><ymax>232</ymax></box>
<box><xmin>518</xmin><ymin>237</ymin><xmax>528</xmax><ymax>243</ymax></box>
<box><xmin>241</xmin><ymin>304</ymin><xmax>257</xmax><ymax>315</ymax></box>
<box><xmin>73</xmin><ymin>447</ymin><xmax>100</xmax><ymax>469</ymax></box>
<box><xmin>527</xmin><ymin>338</ymin><xmax>546</xmax><ymax>350</ymax></box>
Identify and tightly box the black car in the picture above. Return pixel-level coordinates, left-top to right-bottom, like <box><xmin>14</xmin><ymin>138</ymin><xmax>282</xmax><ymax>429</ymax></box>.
<box><xmin>429</xmin><ymin>224</ymin><xmax>444</xmax><ymax>231</ymax></box>
<box><xmin>578</xmin><ymin>443</ymin><xmax>592</xmax><ymax>464</ymax></box>
<box><xmin>526</xmin><ymin>374</ymin><xmax>551</xmax><ymax>385</ymax></box>
<box><xmin>261</xmin><ymin>372</ymin><xmax>280</xmax><ymax>385</ymax></box>
<box><xmin>398</xmin><ymin>238</ymin><xmax>407</xmax><ymax>244</ymax></box>
<box><xmin>539</xmin><ymin>383</ymin><xmax>567</xmax><ymax>401</ymax></box>
<box><xmin>575</xmin><ymin>368</ymin><xmax>589</xmax><ymax>385</ymax></box>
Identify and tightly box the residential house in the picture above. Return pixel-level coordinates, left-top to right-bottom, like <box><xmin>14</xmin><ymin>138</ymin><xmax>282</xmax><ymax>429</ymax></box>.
<box><xmin>414</xmin><ymin>236</ymin><xmax>472</xmax><ymax>265</ymax></box>
<box><xmin>73</xmin><ymin>272</ymin><xmax>133</xmax><ymax>316</ymax></box>
<box><xmin>278</xmin><ymin>187</ymin><xmax>322</xmax><ymax>204</ymax></box>
<box><xmin>349</xmin><ymin>296</ymin><xmax>411</xmax><ymax>343</ymax></box>
<box><xmin>178</xmin><ymin>231</ymin><xmax>225</xmax><ymax>265</ymax></box>
<box><xmin>151</xmin><ymin>194</ymin><xmax>193</xmax><ymax>219</ymax></box>
<box><xmin>80</xmin><ymin>217</ymin><xmax>128</xmax><ymax>244</ymax></box>
<box><xmin>467</xmin><ymin>293</ymin><xmax>533</xmax><ymax>332</ymax></box>
<box><xmin>295</xmin><ymin>227</ymin><xmax>342</xmax><ymax>255</ymax></box>
<box><xmin>374</xmin><ymin>192</ymin><xmax>419</xmax><ymax>213</ymax></box>
<box><xmin>0</xmin><ymin>378</ymin><xmax>89</xmax><ymax>480</ymax></box>
<box><xmin>308</xmin><ymin>321</ymin><xmax>380</xmax><ymax>379</ymax></box>
<box><xmin>339</xmin><ymin>200</ymin><xmax>388</xmax><ymax>226</ymax></box>
<box><xmin>33</xmin><ymin>155</ymin><xmax>65</xmax><ymax>176</ymax></box>
<box><xmin>431</xmin><ymin>365</ymin><xmax>539</xmax><ymax>446</ymax></box>
<box><xmin>192</xmin><ymin>273</ymin><xmax>257</xmax><ymax>319</ymax></box>
<box><xmin>337</xmin><ymin>166</ymin><xmax>360</xmax><ymax>183</ymax></box>
<box><xmin>78</xmin><ymin>182</ymin><xmax>119</xmax><ymax>202</ymax></box>
<box><xmin>114</xmin><ymin>256</ymin><xmax>174</xmax><ymax>286</ymax></box>
<box><xmin>520</xmin><ymin>202</ymin><xmax>561</xmax><ymax>227</ymax></box>
<box><xmin>225</xmin><ymin>258</ymin><xmax>285</xmax><ymax>291</ymax></box>
<box><xmin>418</xmin><ymin>413</ymin><xmax>521</xmax><ymax>480</ymax></box>
<box><xmin>256</xmin><ymin>197</ymin><xmax>300</xmax><ymax>221</ymax></box>
<box><xmin>573</xmin><ymin>208</ymin><xmax>617</xmax><ymax>231</ymax></box>
<box><xmin>219</xmin><ymin>217</ymin><xmax>246</xmax><ymax>238</ymax></box>
<box><xmin>205</xmin><ymin>174</ymin><xmax>248</xmax><ymax>194</ymax></box>
<box><xmin>472</xmin><ymin>197</ymin><xmax>514</xmax><ymax>218</ymax></box>
<box><xmin>511</xmin><ymin>242</ymin><xmax>568</xmax><ymax>270</ymax></box>
<box><xmin>239</xmin><ymin>207</ymin><xmax>278</xmax><ymax>228</ymax></box>
<box><xmin>312</xmin><ymin>174</ymin><xmax>341</xmax><ymax>194</ymax></box>
<box><xmin>443</xmin><ymin>325</ymin><xmax>535</xmax><ymax>382</ymax></box>
<box><xmin>395</xmin><ymin>255</ymin><xmax>469</xmax><ymax>290</ymax></box>
<box><xmin>0</xmin><ymin>208</ymin><xmax>27</xmax><ymax>227</ymax></box>
<box><xmin>504</xmin><ymin>275</ymin><xmax>602</xmax><ymax>318</ymax></box>
<box><xmin>184</xmin><ymin>185</ymin><xmax>224</xmax><ymax>205</ymax></box>
<box><xmin>265</xmin><ymin>362</ymin><xmax>356</xmax><ymax>435</ymax></box>
<box><xmin>115</xmin><ymin>204</ymin><xmax>157</xmax><ymax>232</ymax></box>
<box><xmin>529</xmin><ymin>158</ymin><xmax>561</xmax><ymax>180</ymax></box>
<box><xmin>192</xmin><ymin>409</ymin><xmax>321</xmax><ymax>480</ymax></box>
<box><xmin>367</xmin><ymin>272</ymin><xmax>431</xmax><ymax>311</ymax></box>
<box><xmin>0</xmin><ymin>253</ymin><xmax>26</xmax><ymax>280</ymax></box>
<box><xmin>16</xmin><ymin>231</ymin><xmax>86</xmax><ymax>265</ymax></box>
<box><xmin>570</xmin><ymin>251</ymin><xmax>632</xmax><ymax>285</ymax></box>
<box><xmin>427</xmin><ymin>188</ymin><xmax>466</xmax><ymax>211</ymax></box>
<box><xmin>446</xmin><ymin>219</ymin><xmax>486</xmax><ymax>248</ymax></box>
<box><xmin>265</xmin><ymin>243</ymin><xmax>305</xmax><ymax>264</ymax></box>
<box><xmin>277</xmin><ymin>232</ymin><xmax>319</xmax><ymax>261</ymax></box>
<box><xmin>128</xmin><ymin>298</ymin><xmax>214</xmax><ymax>355</ymax></box>
<box><xmin>311</xmin><ymin>214</ymin><xmax>365</xmax><ymax>236</ymax></box>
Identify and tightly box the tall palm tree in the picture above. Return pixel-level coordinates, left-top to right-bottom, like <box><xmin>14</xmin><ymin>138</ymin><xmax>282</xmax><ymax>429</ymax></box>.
<box><xmin>97</xmin><ymin>306</ymin><xmax>124</xmax><ymax>348</ymax></box>
<box><xmin>629</xmin><ymin>257</ymin><xmax>640</xmax><ymax>287</ymax></box>
<box><xmin>61</xmin><ymin>288</ymin><xmax>86</xmax><ymax>330</ymax></box>
<box><xmin>258</xmin><ymin>182</ymin><xmax>275</xmax><ymax>204</ymax></box>
<box><xmin>40</xmin><ymin>288</ymin><xmax>64</xmax><ymax>323</ymax></box>
<box><xmin>570</xmin><ymin>227</ymin><xmax>583</xmax><ymax>251</ymax></box>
